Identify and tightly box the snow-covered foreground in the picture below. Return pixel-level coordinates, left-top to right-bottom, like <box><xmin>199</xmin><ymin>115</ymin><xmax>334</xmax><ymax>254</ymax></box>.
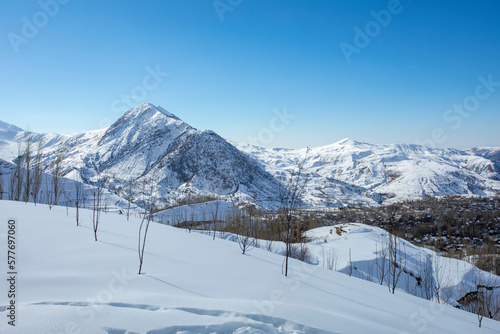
<box><xmin>0</xmin><ymin>201</ymin><xmax>499</xmax><ymax>333</ymax></box>
<box><xmin>213</xmin><ymin>223</ymin><xmax>500</xmax><ymax>312</ymax></box>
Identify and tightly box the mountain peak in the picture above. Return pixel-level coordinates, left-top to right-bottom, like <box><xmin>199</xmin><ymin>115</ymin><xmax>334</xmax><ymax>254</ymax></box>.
<box><xmin>97</xmin><ymin>103</ymin><xmax>190</xmax><ymax>151</ymax></box>
<box><xmin>126</xmin><ymin>103</ymin><xmax>178</xmax><ymax>120</ymax></box>
<box><xmin>105</xmin><ymin>103</ymin><xmax>183</xmax><ymax>133</ymax></box>
<box><xmin>337</xmin><ymin>137</ymin><xmax>354</xmax><ymax>144</ymax></box>
<box><xmin>334</xmin><ymin>138</ymin><xmax>362</xmax><ymax>146</ymax></box>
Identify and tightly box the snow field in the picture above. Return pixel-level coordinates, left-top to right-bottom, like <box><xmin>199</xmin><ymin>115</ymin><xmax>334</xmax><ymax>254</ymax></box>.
<box><xmin>0</xmin><ymin>201</ymin><xmax>498</xmax><ymax>333</ymax></box>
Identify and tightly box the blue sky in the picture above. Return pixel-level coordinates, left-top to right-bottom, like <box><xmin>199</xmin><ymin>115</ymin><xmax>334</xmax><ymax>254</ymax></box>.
<box><xmin>1</xmin><ymin>0</ymin><xmax>499</xmax><ymax>149</ymax></box>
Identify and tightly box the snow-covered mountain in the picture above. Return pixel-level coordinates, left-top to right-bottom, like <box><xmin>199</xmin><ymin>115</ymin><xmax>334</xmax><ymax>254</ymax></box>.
<box><xmin>1</xmin><ymin>104</ymin><xmax>280</xmax><ymax>207</ymax></box>
<box><xmin>1</xmin><ymin>201</ymin><xmax>499</xmax><ymax>333</ymax></box>
<box><xmin>1</xmin><ymin>103</ymin><xmax>499</xmax><ymax>209</ymax></box>
<box><xmin>469</xmin><ymin>147</ymin><xmax>500</xmax><ymax>162</ymax></box>
<box><xmin>234</xmin><ymin>139</ymin><xmax>500</xmax><ymax>207</ymax></box>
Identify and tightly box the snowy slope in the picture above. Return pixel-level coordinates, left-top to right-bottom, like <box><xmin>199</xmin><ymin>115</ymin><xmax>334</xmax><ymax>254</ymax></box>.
<box><xmin>303</xmin><ymin>224</ymin><xmax>500</xmax><ymax>305</ymax></box>
<box><xmin>1</xmin><ymin>201</ymin><xmax>499</xmax><ymax>333</ymax></box>
<box><xmin>234</xmin><ymin>139</ymin><xmax>500</xmax><ymax>207</ymax></box>
<box><xmin>469</xmin><ymin>147</ymin><xmax>500</xmax><ymax>163</ymax></box>
<box><xmin>469</xmin><ymin>147</ymin><xmax>500</xmax><ymax>181</ymax></box>
<box><xmin>214</xmin><ymin>222</ymin><xmax>500</xmax><ymax>313</ymax></box>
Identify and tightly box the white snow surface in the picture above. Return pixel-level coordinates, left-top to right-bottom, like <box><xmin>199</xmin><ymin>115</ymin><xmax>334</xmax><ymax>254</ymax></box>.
<box><xmin>302</xmin><ymin>224</ymin><xmax>500</xmax><ymax>303</ymax></box>
<box><xmin>1</xmin><ymin>201</ymin><xmax>499</xmax><ymax>333</ymax></box>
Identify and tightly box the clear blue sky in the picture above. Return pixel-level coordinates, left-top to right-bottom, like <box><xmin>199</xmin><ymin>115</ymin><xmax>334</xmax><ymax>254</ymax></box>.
<box><xmin>1</xmin><ymin>0</ymin><xmax>499</xmax><ymax>149</ymax></box>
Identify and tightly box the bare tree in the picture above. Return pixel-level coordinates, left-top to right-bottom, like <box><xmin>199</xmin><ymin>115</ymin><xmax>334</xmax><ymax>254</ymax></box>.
<box><xmin>21</xmin><ymin>134</ymin><xmax>34</xmax><ymax>203</ymax></box>
<box><xmin>91</xmin><ymin>175</ymin><xmax>108</xmax><ymax>241</ymax></box>
<box><xmin>44</xmin><ymin>175</ymin><xmax>52</xmax><ymax>208</ymax></box>
<box><xmin>138</xmin><ymin>210</ymin><xmax>153</xmax><ymax>274</ymax></box>
<box><xmin>123</xmin><ymin>180</ymin><xmax>135</xmax><ymax>221</ymax></box>
<box><xmin>74</xmin><ymin>181</ymin><xmax>85</xmax><ymax>226</ymax></box>
<box><xmin>0</xmin><ymin>172</ymin><xmax>3</xmax><ymax>200</ymax></box>
<box><xmin>375</xmin><ymin>239</ymin><xmax>388</xmax><ymax>285</ymax></box>
<box><xmin>419</xmin><ymin>255</ymin><xmax>434</xmax><ymax>301</ymax></box>
<box><xmin>276</xmin><ymin>148</ymin><xmax>312</xmax><ymax>277</ymax></box>
<box><xmin>32</xmin><ymin>139</ymin><xmax>44</xmax><ymax>205</ymax></box>
<box><xmin>51</xmin><ymin>143</ymin><xmax>67</xmax><ymax>207</ymax></box>
<box><xmin>138</xmin><ymin>175</ymin><xmax>156</xmax><ymax>274</ymax></box>
<box><xmin>8</xmin><ymin>169</ymin><xmax>15</xmax><ymax>201</ymax></box>
<box><xmin>433</xmin><ymin>255</ymin><xmax>450</xmax><ymax>303</ymax></box>
<box><xmin>237</xmin><ymin>213</ymin><xmax>255</xmax><ymax>255</ymax></box>
<box><xmin>15</xmin><ymin>141</ymin><xmax>24</xmax><ymax>202</ymax></box>
<box><xmin>387</xmin><ymin>233</ymin><xmax>405</xmax><ymax>294</ymax></box>
<box><xmin>9</xmin><ymin>141</ymin><xmax>23</xmax><ymax>201</ymax></box>
<box><xmin>212</xmin><ymin>199</ymin><xmax>220</xmax><ymax>240</ymax></box>
<box><xmin>324</xmin><ymin>248</ymin><xmax>339</xmax><ymax>271</ymax></box>
<box><xmin>63</xmin><ymin>190</ymin><xmax>72</xmax><ymax>215</ymax></box>
<box><xmin>266</xmin><ymin>240</ymin><xmax>274</xmax><ymax>253</ymax></box>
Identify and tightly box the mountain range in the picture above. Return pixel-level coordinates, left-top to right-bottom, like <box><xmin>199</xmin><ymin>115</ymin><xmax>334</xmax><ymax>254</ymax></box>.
<box><xmin>1</xmin><ymin>103</ymin><xmax>499</xmax><ymax>208</ymax></box>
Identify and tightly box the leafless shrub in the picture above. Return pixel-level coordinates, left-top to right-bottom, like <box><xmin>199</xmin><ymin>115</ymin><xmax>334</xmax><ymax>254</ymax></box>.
<box><xmin>237</xmin><ymin>226</ymin><xmax>254</xmax><ymax>255</ymax></box>
<box><xmin>276</xmin><ymin>148</ymin><xmax>314</xmax><ymax>277</ymax></box>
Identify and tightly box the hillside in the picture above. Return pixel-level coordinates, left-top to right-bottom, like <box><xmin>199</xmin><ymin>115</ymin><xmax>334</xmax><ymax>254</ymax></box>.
<box><xmin>1</xmin><ymin>201</ymin><xmax>499</xmax><ymax>333</ymax></box>
<box><xmin>303</xmin><ymin>224</ymin><xmax>500</xmax><ymax>305</ymax></box>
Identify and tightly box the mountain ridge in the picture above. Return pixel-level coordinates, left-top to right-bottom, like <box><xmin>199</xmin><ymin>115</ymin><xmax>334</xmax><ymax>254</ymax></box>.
<box><xmin>0</xmin><ymin>103</ymin><xmax>499</xmax><ymax>208</ymax></box>
<box><xmin>0</xmin><ymin>103</ymin><xmax>281</xmax><ymax>207</ymax></box>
